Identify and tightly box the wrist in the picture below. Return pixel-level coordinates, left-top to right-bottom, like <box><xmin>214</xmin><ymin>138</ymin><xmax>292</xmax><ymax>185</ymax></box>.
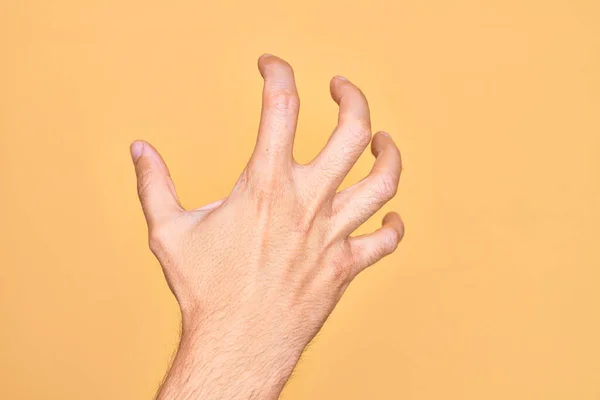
<box><xmin>173</xmin><ymin>309</ymin><xmax>300</xmax><ymax>400</ymax></box>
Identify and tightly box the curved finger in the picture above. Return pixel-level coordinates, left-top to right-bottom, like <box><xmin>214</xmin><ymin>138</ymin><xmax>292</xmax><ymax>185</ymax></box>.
<box><xmin>331</xmin><ymin>131</ymin><xmax>402</xmax><ymax>236</ymax></box>
<box><xmin>347</xmin><ymin>212</ymin><xmax>404</xmax><ymax>276</ymax></box>
<box><xmin>251</xmin><ymin>54</ymin><xmax>300</xmax><ymax>169</ymax></box>
<box><xmin>308</xmin><ymin>76</ymin><xmax>372</xmax><ymax>191</ymax></box>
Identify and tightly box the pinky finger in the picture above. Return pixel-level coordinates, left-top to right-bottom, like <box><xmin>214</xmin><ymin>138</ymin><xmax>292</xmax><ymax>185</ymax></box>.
<box><xmin>348</xmin><ymin>212</ymin><xmax>405</xmax><ymax>276</ymax></box>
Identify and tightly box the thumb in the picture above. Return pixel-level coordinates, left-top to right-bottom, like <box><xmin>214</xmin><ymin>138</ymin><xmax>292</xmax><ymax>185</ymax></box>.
<box><xmin>130</xmin><ymin>140</ymin><xmax>183</xmax><ymax>229</ymax></box>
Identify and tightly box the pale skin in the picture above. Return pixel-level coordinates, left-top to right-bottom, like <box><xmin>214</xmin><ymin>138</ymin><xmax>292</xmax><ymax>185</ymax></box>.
<box><xmin>130</xmin><ymin>54</ymin><xmax>404</xmax><ymax>400</ymax></box>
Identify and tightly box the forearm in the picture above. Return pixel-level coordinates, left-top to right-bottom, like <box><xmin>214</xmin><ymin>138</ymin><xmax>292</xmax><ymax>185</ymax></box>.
<box><xmin>156</xmin><ymin>313</ymin><xmax>301</xmax><ymax>400</ymax></box>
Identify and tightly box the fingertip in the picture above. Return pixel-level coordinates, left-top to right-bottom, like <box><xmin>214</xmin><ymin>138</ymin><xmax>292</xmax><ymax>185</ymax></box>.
<box><xmin>329</xmin><ymin>77</ymin><xmax>369</xmax><ymax>121</ymax></box>
<box><xmin>257</xmin><ymin>53</ymin><xmax>271</xmax><ymax>72</ymax></box>
<box><xmin>371</xmin><ymin>132</ymin><xmax>402</xmax><ymax>171</ymax></box>
<box><xmin>329</xmin><ymin>76</ymin><xmax>350</xmax><ymax>103</ymax></box>
<box><xmin>370</xmin><ymin>131</ymin><xmax>386</xmax><ymax>156</ymax></box>
<box><xmin>130</xmin><ymin>140</ymin><xmax>144</xmax><ymax>163</ymax></box>
<box><xmin>374</xmin><ymin>131</ymin><xmax>393</xmax><ymax>143</ymax></box>
<box><xmin>258</xmin><ymin>54</ymin><xmax>293</xmax><ymax>79</ymax></box>
<box><xmin>382</xmin><ymin>211</ymin><xmax>400</xmax><ymax>224</ymax></box>
<box><xmin>383</xmin><ymin>211</ymin><xmax>405</xmax><ymax>240</ymax></box>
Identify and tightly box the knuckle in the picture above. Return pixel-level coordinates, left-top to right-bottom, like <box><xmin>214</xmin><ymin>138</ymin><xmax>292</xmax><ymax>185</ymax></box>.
<box><xmin>369</xmin><ymin>229</ymin><xmax>402</xmax><ymax>263</ymax></box>
<box><xmin>291</xmin><ymin>214</ymin><xmax>310</xmax><ymax>235</ymax></box>
<box><xmin>328</xmin><ymin>257</ymin><xmax>351</xmax><ymax>284</ymax></box>
<box><xmin>385</xmin><ymin>228</ymin><xmax>401</xmax><ymax>250</ymax></box>
<box><xmin>245</xmin><ymin>176</ymin><xmax>288</xmax><ymax>214</ymax></box>
<box><xmin>324</xmin><ymin>247</ymin><xmax>354</xmax><ymax>284</ymax></box>
<box><xmin>264</xmin><ymin>89</ymin><xmax>300</xmax><ymax>112</ymax></box>
<box><xmin>244</xmin><ymin>163</ymin><xmax>294</xmax><ymax>200</ymax></box>
<box><xmin>345</xmin><ymin>120</ymin><xmax>371</xmax><ymax>147</ymax></box>
<box><xmin>375</xmin><ymin>173</ymin><xmax>398</xmax><ymax>201</ymax></box>
<box><xmin>148</xmin><ymin>225</ymin><xmax>170</xmax><ymax>254</ymax></box>
<box><xmin>244</xmin><ymin>165</ymin><xmax>278</xmax><ymax>195</ymax></box>
<box><xmin>290</xmin><ymin>206</ymin><xmax>318</xmax><ymax>236</ymax></box>
<box><xmin>257</xmin><ymin>174</ymin><xmax>287</xmax><ymax>200</ymax></box>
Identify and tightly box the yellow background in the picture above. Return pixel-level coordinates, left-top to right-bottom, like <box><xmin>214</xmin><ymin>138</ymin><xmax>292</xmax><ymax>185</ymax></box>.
<box><xmin>1</xmin><ymin>0</ymin><xmax>599</xmax><ymax>399</ymax></box>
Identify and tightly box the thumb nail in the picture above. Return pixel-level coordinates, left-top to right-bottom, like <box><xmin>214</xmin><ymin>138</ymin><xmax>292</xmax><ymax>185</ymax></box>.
<box><xmin>130</xmin><ymin>141</ymin><xmax>143</xmax><ymax>163</ymax></box>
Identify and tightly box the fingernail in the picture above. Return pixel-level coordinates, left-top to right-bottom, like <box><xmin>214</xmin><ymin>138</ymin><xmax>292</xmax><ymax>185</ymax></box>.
<box><xmin>259</xmin><ymin>53</ymin><xmax>272</xmax><ymax>60</ymax></box>
<box><xmin>130</xmin><ymin>141</ymin><xmax>143</xmax><ymax>163</ymax></box>
<box><xmin>380</xmin><ymin>131</ymin><xmax>391</xmax><ymax>138</ymax></box>
<box><xmin>335</xmin><ymin>75</ymin><xmax>348</xmax><ymax>81</ymax></box>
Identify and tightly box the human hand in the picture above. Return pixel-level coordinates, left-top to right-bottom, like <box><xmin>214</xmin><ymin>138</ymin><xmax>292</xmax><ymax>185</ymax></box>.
<box><xmin>130</xmin><ymin>54</ymin><xmax>404</xmax><ymax>400</ymax></box>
